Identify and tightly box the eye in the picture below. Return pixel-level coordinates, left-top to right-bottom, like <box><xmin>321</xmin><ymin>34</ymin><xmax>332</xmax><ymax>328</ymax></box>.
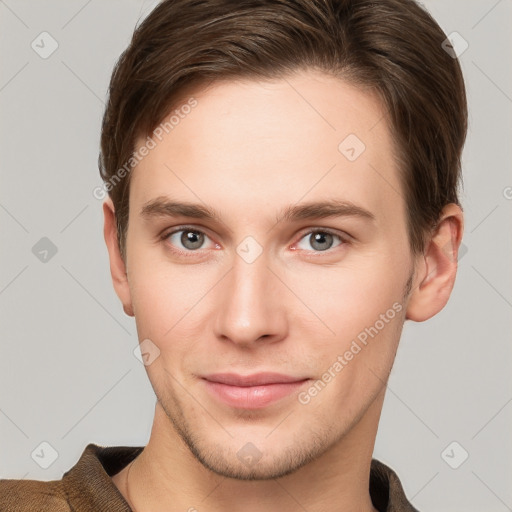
<box><xmin>294</xmin><ymin>229</ymin><xmax>346</xmax><ymax>252</ymax></box>
<box><xmin>163</xmin><ymin>226</ymin><xmax>217</xmax><ymax>253</ymax></box>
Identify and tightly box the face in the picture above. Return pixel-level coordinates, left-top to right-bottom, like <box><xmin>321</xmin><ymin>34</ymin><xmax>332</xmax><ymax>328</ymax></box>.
<box><xmin>122</xmin><ymin>69</ymin><xmax>416</xmax><ymax>479</ymax></box>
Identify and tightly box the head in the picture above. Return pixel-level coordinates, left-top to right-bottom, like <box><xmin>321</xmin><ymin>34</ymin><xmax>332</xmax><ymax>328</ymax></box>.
<box><xmin>101</xmin><ymin>0</ymin><xmax>466</xmax><ymax>480</ymax></box>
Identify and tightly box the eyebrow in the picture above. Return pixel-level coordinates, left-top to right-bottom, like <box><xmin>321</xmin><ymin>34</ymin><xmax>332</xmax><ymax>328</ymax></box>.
<box><xmin>140</xmin><ymin>196</ymin><xmax>375</xmax><ymax>224</ymax></box>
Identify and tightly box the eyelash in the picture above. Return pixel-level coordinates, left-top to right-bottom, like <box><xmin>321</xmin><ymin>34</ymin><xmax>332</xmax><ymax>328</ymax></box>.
<box><xmin>160</xmin><ymin>225</ymin><xmax>350</xmax><ymax>257</ymax></box>
<box><xmin>160</xmin><ymin>225</ymin><xmax>217</xmax><ymax>258</ymax></box>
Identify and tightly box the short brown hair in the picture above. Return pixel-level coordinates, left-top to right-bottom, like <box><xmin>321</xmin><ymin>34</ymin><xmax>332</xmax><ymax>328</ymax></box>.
<box><xmin>99</xmin><ymin>0</ymin><xmax>467</xmax><ymax>260</ymax></box>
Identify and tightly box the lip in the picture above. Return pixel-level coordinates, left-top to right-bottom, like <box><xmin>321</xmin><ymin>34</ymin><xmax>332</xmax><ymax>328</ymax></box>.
<box><xmin>202</xmin><ymin>372</ymin><xmax>310</xmax><ymax>409</ymax></box>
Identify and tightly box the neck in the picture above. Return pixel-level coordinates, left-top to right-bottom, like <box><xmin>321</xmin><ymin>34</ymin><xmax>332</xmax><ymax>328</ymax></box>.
<box><xmin>115</xmin><ymin>392</ymin><xmax>384</xmax><ymax>512</ymax></box>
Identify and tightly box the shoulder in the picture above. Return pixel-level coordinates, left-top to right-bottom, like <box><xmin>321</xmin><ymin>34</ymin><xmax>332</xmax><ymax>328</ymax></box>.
<box><xmin>0</xmin><ymin>443</ymin><xmax>144</xmax><ymax>512</ymax></box>
<box><xmin>0</xmin><ymin>477</ymin><xmax>71</xmax><ymax>512</ymax></box>
<box><xmin>370</xmin><ymin>458</ymin><xmax>419</xmax><ymax>512</ymax></box>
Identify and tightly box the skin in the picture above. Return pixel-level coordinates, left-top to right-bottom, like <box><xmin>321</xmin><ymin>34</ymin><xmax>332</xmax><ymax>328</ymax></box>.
<box><xmin>105</xmin><ymin>69</ymin><xmax>464</xmax><ymax>512</ymax></box>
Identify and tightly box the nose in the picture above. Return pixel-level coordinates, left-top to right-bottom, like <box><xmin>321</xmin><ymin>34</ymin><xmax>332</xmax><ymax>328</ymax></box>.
<box><xmin>213</xmin><ymin>251</ymin><xmax>288</xmax><ymax>348</ymax></box>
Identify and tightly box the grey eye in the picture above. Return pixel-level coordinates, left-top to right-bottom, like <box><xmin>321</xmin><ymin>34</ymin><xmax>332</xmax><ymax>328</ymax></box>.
<box><xmin>168</xmin><ymin>229</ymin><xmax>207</xmax><ymax>250</ymax></box>
<box><xmin>296</xmin><ymin>231</ymin><xmax>343</xmax><ymax>252</ymax></box>
<box><xmin>309</xmin><ymin>232</ymin><xmax>334</xmax><ymax>251</ymax></box>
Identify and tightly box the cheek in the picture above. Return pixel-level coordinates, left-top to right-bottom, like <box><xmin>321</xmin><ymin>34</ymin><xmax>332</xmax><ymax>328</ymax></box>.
<box><xmin>289</xmin><ymin>256</ymin><xmax>407</xmax><ymax>401</ymax></box>
<box><xmin>296</xmin><ymin>268</ymin><xmax>405</xmax><ymax>413</ymax></box>
<box><xmin>128</xmin><ymin>256</ymin><xmax>221</xmax><ymax>348</ymax></box>
<box><xmin>291</xmin><ymin>258</ymin><xmax>406</xmax><ymax>345</ymax></box>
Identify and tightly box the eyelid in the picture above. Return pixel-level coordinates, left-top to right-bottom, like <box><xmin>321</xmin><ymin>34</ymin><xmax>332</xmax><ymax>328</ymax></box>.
<box><xmin>162</xmin><ymin>224</ymin><xmax>204</xmax><ymax>237</ymax></box>
<box><xmin>160</xmin><ymin>225</ymin><xmax>219</xmax><ymax>254</ymax></box>
<box><xmin>295</xmin><ymin>226</ymin><xmax>351</xmax><ymax>243</ymax></box>
<box><xmin>160</xmin><ymin>224</ymin><xmax>351</xmax><ymax>255</ymax></box>
<box><xmin>290</xmin><ymin>227</ymin><xmax>351</xmax><ymax>251</ymax></box>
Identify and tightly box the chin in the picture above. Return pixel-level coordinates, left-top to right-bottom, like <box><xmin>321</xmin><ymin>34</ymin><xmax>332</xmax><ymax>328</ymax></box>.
<box><xmin>194</xmin><ymin>446</ymin><xmax>317</xmax><ymax>481</ymax></box>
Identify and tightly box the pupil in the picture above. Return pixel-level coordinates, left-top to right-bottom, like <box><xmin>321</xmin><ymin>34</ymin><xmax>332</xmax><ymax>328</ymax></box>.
<box><xmin>182</xmin><ymin>230</ymin><xmax>203</xmax><ymax>249</ymax></box>
<box><xmin>311</xmin><ymin>232</ymin><xmax>332</xmax><ymax>251</ymax></box>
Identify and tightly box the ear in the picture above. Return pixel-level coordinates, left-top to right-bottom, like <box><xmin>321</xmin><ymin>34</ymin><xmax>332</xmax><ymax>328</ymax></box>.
<box><xmin>406</xmin><ymin>203</ymin><xmax>464</xmax><ymax>322</ymax></box>
<box><xmin>103</xmin><ymin>197</ymin><xmax>134</xmax><ymax>317</ymax></box>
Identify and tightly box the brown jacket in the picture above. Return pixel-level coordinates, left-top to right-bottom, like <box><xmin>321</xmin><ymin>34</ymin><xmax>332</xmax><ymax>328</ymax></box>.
<box><xmin>0</xmin><ymin>444</ymin><xmax>419</xmax><ymax>511</ymax></box>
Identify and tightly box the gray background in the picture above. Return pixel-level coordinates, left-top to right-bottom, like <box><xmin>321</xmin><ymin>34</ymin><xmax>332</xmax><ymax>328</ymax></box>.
<box><xmin>0</xmin><ymin>1</ymin><xmax>511</xmax><ymax>510</ymax></box>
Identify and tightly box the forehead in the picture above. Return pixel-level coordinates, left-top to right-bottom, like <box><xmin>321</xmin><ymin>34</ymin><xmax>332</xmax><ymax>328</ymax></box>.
<box><xmin>129</xmin><ymin>69</ymin><xmax>404</xmax><ymax>227</ymax></box>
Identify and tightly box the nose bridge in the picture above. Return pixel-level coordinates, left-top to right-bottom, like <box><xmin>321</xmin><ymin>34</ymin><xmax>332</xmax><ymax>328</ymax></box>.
<box><xmin>213</xmin><ymin>248</ymin><xmax>286</xmax><ymax>346</ymax></box>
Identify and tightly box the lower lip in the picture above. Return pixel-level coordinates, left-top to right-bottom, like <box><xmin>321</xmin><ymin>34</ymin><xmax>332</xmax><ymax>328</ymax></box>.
<box><xmin>203</xmin><ymin>379</ymin><xmax>310</xmax><ymax>409</ymax></box>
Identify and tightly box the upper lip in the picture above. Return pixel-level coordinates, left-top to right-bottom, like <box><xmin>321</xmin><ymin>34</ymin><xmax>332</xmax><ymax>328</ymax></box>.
<box><xmin>202</xmin><ymin>372</ymin><xmax>309</xmax><ymax>387</ymax></box>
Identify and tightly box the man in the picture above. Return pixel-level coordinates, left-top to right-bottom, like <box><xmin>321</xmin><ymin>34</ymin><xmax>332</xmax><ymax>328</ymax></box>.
<box><xmin>0</xmin><ymin>0</ymin><xmax>466</xmax><ymax>510</ymax></box>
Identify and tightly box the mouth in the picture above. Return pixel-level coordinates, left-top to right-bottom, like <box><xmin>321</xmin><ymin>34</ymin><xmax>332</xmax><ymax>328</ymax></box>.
<box><xmin>201</xmin><ymin>372</ymin><xmax>311</xmax><ymax>410</ymax></box>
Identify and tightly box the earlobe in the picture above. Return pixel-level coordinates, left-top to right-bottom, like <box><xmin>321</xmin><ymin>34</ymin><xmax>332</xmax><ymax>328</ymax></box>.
<box><xmin>103</xmin><ymin>197</ymin><xmax>134</xmax><ymax>317</ymax></box>
<box><xmin>405</xmin><ymin>203</ymin><xmax>464</xmax><ymax>322</ymax></box>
